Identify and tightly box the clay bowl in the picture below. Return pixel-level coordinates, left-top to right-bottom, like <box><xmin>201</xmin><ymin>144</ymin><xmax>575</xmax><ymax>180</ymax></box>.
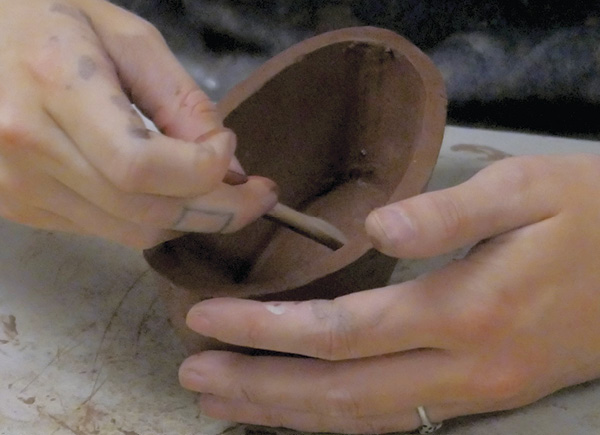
<box><xmin>144</xmin><ymin>27</ymin><xmax>447</xmax><ymax>353</ymax></box>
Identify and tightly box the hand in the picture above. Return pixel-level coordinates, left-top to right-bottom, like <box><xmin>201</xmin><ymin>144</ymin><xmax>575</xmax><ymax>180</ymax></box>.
<box><xmin>0</xmin><ymin>0</ymin><xmax>277</xmax><ymax>248</ymax></box>
<box><xmin>179</xmin><ymin>154</ymin><xmax>600</xmax><ymax>434</ymax></box>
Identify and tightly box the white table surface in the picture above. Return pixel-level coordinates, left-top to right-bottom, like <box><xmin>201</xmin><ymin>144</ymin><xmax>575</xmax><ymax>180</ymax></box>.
<box><xmin>1</xmin><ymin>126</ymin><xmax>600</xmax><ymax>435</ymax></box>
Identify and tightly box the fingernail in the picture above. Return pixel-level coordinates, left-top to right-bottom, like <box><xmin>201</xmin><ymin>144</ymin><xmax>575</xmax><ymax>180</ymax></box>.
<box><xmin>223</xmin><ymin>170</ymin><xmax>248</xmax><ymax>186</ymax></box>
<box><xmin>193</xmin><ymin>126</ymin><xmax>228</xmax><ymax>144</ymax></box>
<box><xmin>186</xmin><ymin>307</ymin><xmax>212</xmax><ymax>333</ymax></box>
<box><xmin>370</xmin><ymin>206</ymin><xmax>416</xmax><ymax>245</ymax></box>
<box><xmin>179</xmin><ymin>364</ymin><xmax>207</xmax><ymax>390</ymax></box>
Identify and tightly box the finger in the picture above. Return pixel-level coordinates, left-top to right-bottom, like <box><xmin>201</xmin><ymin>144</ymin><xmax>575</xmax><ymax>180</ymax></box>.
<box><xmin>173</xmin><ymin>177</ymin><xmax>279</xmax><ymax>233</ymax></box>
<box><xmin>365</xmin><ymin>156</ymin><xmax>562</xmax><ymax>258</ymax></box>
<box><xmin>32</xmin><ymin>10</ymin><xmax>236</xmax><ymax>198</ymax></box>
<box><xmin>35</xmin><ymin>115</ymin><xmax>277</xmax><ymax>232</ymax></box>
<box><xmin>200</xmin><ymin>395</ymin><xmax>466</xmax><ymax>434</ymax></box>
<box><xmin>180</xmin><ymin>350</ymin><xmax>458</xmax><ymax>433</ymax></box>
<box><xmin>0</xmin><ymin>194</ymin><xmax>86</xmax><ymax>235</ymax></box>
<box><xmin>200</xmin><ymin>396</ymin><xmax>470</xmax><ymax>434</ymax></box>
<box><xmin>186</xmin><ymin>281</ymin><xmax>452</xmax><ymax>360</ymax></box>
<box><xmin>42</xmin><ymin>74</ymin><xmax>235</xmax><ymax>198</ymax></box>
<box><xmin>84</xmin><ymin>0</ymin><xmax>222</xmax><ymax>140</ymax></box>
<box><xmin>186</xmin><ymin>235</ymin><xmax>541</xmax><ymax>359</ymax></box>
<box><xmin>0</xmin><ymin>161</ymin><xmax>178</xmax><ymax>248</ymax></box>
<box><xmin>199</xmin><ymin>396</ymin><xmax>420</xmax><ymax>435</ymax></box>
<box><xmin>0</xmin><ymin>192</ymin><xmax>171</xmax><ymax>248</ymax></box>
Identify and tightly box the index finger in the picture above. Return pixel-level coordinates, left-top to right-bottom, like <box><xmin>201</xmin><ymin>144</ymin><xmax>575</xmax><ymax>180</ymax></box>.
<box><xmin>86</xmin><ymin>0</ymin><xmax>222</xmax><ymax>140</ymax></box>
<box><xmin>186</xmin><ymin>278</ymin><xmax>451</xmax><ymax>360</ymax></box>
<box><xmin>186</xmin><ymin>243</ymin><xmax>524</xmax><ymax>360</ymax></box>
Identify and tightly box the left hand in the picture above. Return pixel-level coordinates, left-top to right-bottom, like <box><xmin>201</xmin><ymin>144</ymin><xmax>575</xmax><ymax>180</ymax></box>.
<box><xmin>178</xmin><ymin>154</ymin><xmax>600</xmax><ymax>434</ymax></box>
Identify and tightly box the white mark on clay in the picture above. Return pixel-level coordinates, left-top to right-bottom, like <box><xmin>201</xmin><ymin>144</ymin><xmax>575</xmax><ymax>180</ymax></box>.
<box><xmin>265</xmin><ymin>304</ymin><xmax>287</xmax><ymax>316</ymax></box>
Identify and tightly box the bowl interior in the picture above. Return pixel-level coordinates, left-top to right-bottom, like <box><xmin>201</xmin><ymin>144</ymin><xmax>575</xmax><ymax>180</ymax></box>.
<box><xmin>144</xmin><ymin>37</ymin><xmax>428</xmax><ymax>297</ymax></box>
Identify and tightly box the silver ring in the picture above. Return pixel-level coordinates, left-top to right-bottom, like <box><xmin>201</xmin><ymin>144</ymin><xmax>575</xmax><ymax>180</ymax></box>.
<box><xmin>416</xmin><ymin>406</ymin><xmax>443</xmax><ymax>434</ymax></box>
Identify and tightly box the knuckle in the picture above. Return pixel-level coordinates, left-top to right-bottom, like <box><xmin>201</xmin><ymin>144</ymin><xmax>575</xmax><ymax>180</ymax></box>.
<box><xmin>0</xmin><ymin>109</ymin><xmax>37</xmax><ymax>150</ymax></box>
<box><xmin>24</xmin><ymin>37</ymin><xmax>80</xmax><ymax>88</ymax></box>
<box><xmin>310</xmin><ymin>300</ymin><xmax>357</xmax><ymax>361</ymax></box>
<box><xmin>422</xmin><ymin>191</ymin><xmax>465</xmax><ymax>241</ymax></box>
<box><xmin>242</xmin><ymin>318</ymin><xmax>265</xmax><ymax>349</ymax></box>
<box><xmin>472</xmin><ymin>363</ymin><xmax>530</xmax><ymax>407</ymax></box>
<box><xmin>449</xmin><ymin>294</ymin><xmax>509</xmax><ymax>344</ymax></box>
<box><xmin>179</xmin><ymin>88</ymin><xmax>215</xmax><ymax>115</ymax></box>
<box><xmin>321</xmin><ymin>328</ymin><xmax>355</xmax><ymax>361</ymax></box>
<box><xmin>476</xmin><ymin>156</ymin><xmax>539</xmax><ymax>198</ymax></box>
<box><xmin>155</xmin><ymin>87</ymin><xmax>217</xmax><ymax>135</ymax></box>
<box><xmin>24</xmin><ymin>48</ymin><xmax>64</xmax><ymax>88</ymax></box>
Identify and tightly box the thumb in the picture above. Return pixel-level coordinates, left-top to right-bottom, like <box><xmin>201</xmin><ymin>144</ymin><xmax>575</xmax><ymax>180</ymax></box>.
<box><xmin>86</xmin><ymin>1</ymin><xmax>221</xmax><ymax>141</ymax></box>
<box><xmin>365</xmin><ymin>157</ymin><xmax>560</xmax><ymax>258</ymax></box>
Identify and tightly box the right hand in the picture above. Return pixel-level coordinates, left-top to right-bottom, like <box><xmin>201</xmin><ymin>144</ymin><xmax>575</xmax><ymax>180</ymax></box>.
<box><xmin>0</xmin><ymin>0</ymin><xmax>278</xmax><ymax>248</ymax></box>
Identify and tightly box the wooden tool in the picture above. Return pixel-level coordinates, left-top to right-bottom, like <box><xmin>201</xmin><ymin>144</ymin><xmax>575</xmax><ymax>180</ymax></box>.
<box><xmin>224</xmin><ymin>170</ymin><xmax>347</xmax><ymax>250</ymax></box>
<box><xmin>264</xmin><ymin>203</ymin><xmax>347</xmax><ymax>250</ymax></box>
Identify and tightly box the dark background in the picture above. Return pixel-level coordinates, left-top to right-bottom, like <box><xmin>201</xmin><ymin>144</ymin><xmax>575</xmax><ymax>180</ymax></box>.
<box><xmin>112</xmin><ymin>0</ymin><xmax>600</xmax><ymax>139</ymax></box>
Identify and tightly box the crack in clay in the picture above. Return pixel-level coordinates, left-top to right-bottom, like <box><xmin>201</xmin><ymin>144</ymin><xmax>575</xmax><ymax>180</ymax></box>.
<box><xmin>84</xmin><ymin>270</ymin><xmax>150</xmax><ymax>406</ymax></box>
<box><xmin>45</xmin><ymin>411</ymin><xmax>87</xmax><ymax>435</ymax></box>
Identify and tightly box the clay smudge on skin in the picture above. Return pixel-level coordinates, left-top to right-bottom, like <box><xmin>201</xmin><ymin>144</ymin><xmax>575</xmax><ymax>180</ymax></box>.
<box><xmin>111</xmin><ymin>95</ymin><xmax>141</xmax><ymax>122</ymax></box>
<box><xmin>116</xmin><ymin>95</ymin><xmax>151</xmax><ymax>139</ymax></box>
<box><xmin>78</xmin><ymin>55</ymin><xmax>97</xmax><ymax>80</ymax></box>
<box><xmin>310</xmin><ymin>299</ymin><xmax>355</xmax><ymax>337</ymax></box>
<box><xmin>450</xmin><ymin>144</ymin><xmax>513</xmax><ymax>162</ymax></box>
<box><xmin>128</xmin><ymin>124</ymin><xmax>151</xmax><ymax>140</ymax></box>
<box><xmin>265</xmin><ymin>303</ymin><xmax>287</xmax><ymax>315</ymax></box>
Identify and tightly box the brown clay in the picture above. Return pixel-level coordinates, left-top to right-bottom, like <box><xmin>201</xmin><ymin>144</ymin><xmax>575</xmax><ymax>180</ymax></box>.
<box><xmin>144</xmin><ymin>27</ymin><xmax>447</xmax><ymax>353</ymax></box>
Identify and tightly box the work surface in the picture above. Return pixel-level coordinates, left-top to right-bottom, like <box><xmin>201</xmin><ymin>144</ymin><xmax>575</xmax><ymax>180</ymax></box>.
<box><xmin>1</xmin><ymin>126</ymin><xmax>600</xmax><ymax>435</ymax></box>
